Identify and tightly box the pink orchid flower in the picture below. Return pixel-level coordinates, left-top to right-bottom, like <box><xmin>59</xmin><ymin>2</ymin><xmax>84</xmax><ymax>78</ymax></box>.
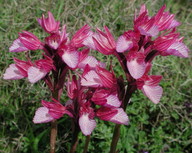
<box><xmin>79</xmin><ymin>101</ymin><xmax>96</xmax><ymax>136</ymax></box>
<box><xmin>38</xmin><ymin>11</ymin><xmax>60</xmax><ymax>34</ymax></box>
<box><xmin>93</xmin><ymin>26</ymin><xmax>116</xmax><ymax>55</ymax></box>
<box><xmin>136</xmin><ymin>75</ymin><xmax>163</xmax><ymax>104</ymax></box>
<box><xmin>81</xmin><ymin>65</ymin><xmax>116</xmax><ymax>88</ymax></box>
<box><xmin>33</xmin><ymin>100</ymin><xmax>72</xmax><ymax>124</ymax></box>
<box><xmin>9</xmin><ymin>31</ymin><xmax>42</xmax><ymax>52</ymax></box>
<box><xmin>91</xmin><ymin>89</ymin><xmax>121</xmax><ymax>108</ymax></box>
<box><xmin>96</xmin><ymin>107</ymin><xmax>129</xmax><ymax>125</ymax></box>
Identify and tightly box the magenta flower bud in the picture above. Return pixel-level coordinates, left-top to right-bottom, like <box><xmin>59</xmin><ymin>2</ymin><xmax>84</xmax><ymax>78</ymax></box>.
<box><xmin>67</xmin><ymin>75</ymin><xmax>78</xmax><ymax>99</ymax></box>
<box><xmin>71</xmin><ymin>24</ymin><xmax>91</xmax><ymax>48</ymax></box>
<box><xmin>38</xmin><ymin>11</ymin><xmax>60</xmax><ymax>33</ymax></box>
<box><xmin>19</xmin><ymin>31</ymin><xmax>42</xmax><ymax>50</ymax></box>
<box><xmin>93</xmin><ymin>26</ymin><xmax>116</xmax><ymax>55</ymax></box>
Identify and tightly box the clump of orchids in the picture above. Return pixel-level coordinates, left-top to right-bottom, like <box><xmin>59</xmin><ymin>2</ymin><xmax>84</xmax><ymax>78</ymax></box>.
<box><xmin>3</xmin><ymin>5</ymin><xmax>189</xmax><ymax>153</ymax></box>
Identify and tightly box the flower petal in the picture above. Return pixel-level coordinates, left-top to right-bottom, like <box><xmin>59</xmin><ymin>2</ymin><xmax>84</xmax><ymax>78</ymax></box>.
<box><xmin>167</xmin><ymin>42</ymin><xmax>189</xmax><ymax>58</ymax></box>
<box><xmin>79</xmin><ymin>114</ymin><xmax>96</xmax><ymax>136</ymax></box>
<box><xmin>9</xmin><ymin>39</ymin><xmax>29</xmax><ymax>52</ymax></box>
<box><xmin>110</xmin><ymin>108</ymin><xmax>129</xmax><ymax>125</ymax></box>
<box><xmin>142</xmin><ymin>85</ymin><xmax>163</xmax><ymax>104</ymax></box>
<box><xmin>127</xmin><ymin>59</ymin><xmax>146</xmax><ymax>79</ymax></box>
<box><xmin>33</xmin><ymin>107</ymin><xmax>54</xmax><ymax>124</ymax></box>
<box><xmin>116</xmin><ymin>35</ymin><xmax>133</xmax><ymax>53</ymax></box>
<box><xmin>62</xmin><ymin>50</ymin><xmax>79</xmax><ymax>69</ymax></box>
<box><xmin>28</xmin><ymin>66</ymin><xmax>47</xmax><ymax>83</ymax></box>
<box><xmin>3</xmin><ymin>64</ymin><xmax>24</xmax><ymax>80</ymax></box>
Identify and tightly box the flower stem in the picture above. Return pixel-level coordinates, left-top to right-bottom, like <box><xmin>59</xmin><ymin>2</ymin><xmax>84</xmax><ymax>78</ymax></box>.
<box><xmin>50</xmin><ymin>120</ymin><xmax>57</xmax><ymax>153</ymax></box>
<box><xmin>83</xmin><ymin>135</ymin><xmax>91</xmax><ymax>153</ymax></box>
<box><xmin>70</xmin><ymin>123</ymin><xmax>80</xmax><ymax>153</ymax></box>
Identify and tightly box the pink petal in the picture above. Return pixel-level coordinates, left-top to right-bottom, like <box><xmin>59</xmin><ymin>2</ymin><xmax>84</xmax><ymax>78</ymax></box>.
<box><xmin>127</xmin><ymin>59</ymin><xmax>146</xmax><ymax>79</ymax></box>
<box><xmin>28</xmin><ymin>66</ymin><xmax>47</xmax><ymax>83</ymax></box>
<box><xmin>142</xmin><ymin>85</ymin><xmax>163</xmax><ymax>104</ymax></box>
<box><xmin>81</xmin><ymin>70</ymin><xmax>102</xmax><ymax>87</ymax></box>
<box><xmin>79</xmin><ymin>114</ymin><xmax>96</xmax><ymax>136</ymax></box>
<box><xmin>116</xmin><ymin>35</ymin><xmax>133</xmax><ymax>53</ymax></box>
<box><xmin>138</xmin><ymin>25</ymin><xmax>159</xmax><ymax>37</ymax></box>
<box><xmin>78</xmin><ymin>56</ymin><xmax>99</xmax><ymax>69</ymax></box>
<box><xmin>9</xmin><ymin>39</ymin><xmax>29</xmax><ymax>52</ymax></box>
<box><xmin>167</xmin><ymin>42</ymin><xmax>189</xmax><ymax>58</ymax></box>
<box><xmin>105</xmin><ymin>94</ymin><xmax>121</xmax><ymax>108</ymax></box>
<box><xmin>62</xmin><ymin>50</ymin><xmax>79</xmax><ymax>69</ymax></box>
<box><xmin>110</xmin><ymin>108</ymin><xmax>129</xmax><ymax>125</ymax></box>
<box><xmin>3</xmin><ymin>64</ymin><xmax>24</xmax><ymax>80</ymax></box>
<box><xmin>33</xmin><ymin>107</ymin><xmax>54</xmax><ymax>124</ymax></box>
<box><xmin>82</xmin><ymin>32</ymin><xmax>97</xmax><ymax>50</ymax></box>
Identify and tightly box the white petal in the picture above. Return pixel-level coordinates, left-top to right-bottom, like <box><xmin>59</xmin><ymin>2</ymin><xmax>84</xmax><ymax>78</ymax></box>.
<box><xmin>81</xmin><ymin>70</ymin><xmax>102</xmax><ymax>87</ymax></box>
<box><xmin>33</xmin><ymin>107</ymin><xmax>54</xmax><ymax>124</ymax></box>
<box><xmin>9</xmin><ymin>39</ymin><xmax>29</xmax><ymax>52</ymax></box>
<box><xmin>79</xmin><ymin>114</ymin><xmax>96</xmax><ymax>136</ymax></box>
<box><xmin>127</xmin><ymin>59</ymin><xmax>146</xmax><ymax>79</ymax></box>
<box><xmin>116</xmin><ymin>35</ymin><xmax>133</xmax><ymax>53</ymax></box>
<box><xmin>105</xmin><ymin>94</ymin><xmax>121</xmax><ymax>108</ymax></box>
<box><xmin>142</xmin><ymin>85</ymin><xmax>163</xmax><ymax>104</ymax></box>
<box><xmin>3</xmin><ymin>64</ymin><xmax>24</xmax><ymax>80</ymax></box>
<box><xmin>62</xmin><ymin>51</ymin><xmax>79</xmax><ymax>69</ymax></box>
<box><xmin>110</xmin><ymin>108</ymin><xmax>129</xmax><ymax>125</ymax></box>
<box><xmin>167</xmin><ymin>42</ymin><xmax>189</xmax><ymax>58</ymax></box>
<box><xmin>28</xmin><ymin>66</ymin><xmax>47</xmax><ymax>83</ymax></box>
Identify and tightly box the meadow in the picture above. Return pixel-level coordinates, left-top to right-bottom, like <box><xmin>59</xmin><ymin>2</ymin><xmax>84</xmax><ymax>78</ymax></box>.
<box><xmin>0</xmin><ymin>0</ymin><xmax>192</xmax><ymax>152</ymax></box>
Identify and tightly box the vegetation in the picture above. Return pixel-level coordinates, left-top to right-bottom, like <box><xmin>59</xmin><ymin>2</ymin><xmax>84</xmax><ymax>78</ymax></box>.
<box><xmin>0</xmin><ymin>0</ymin><xmax>191</xmax><ymax>152</ymax></box>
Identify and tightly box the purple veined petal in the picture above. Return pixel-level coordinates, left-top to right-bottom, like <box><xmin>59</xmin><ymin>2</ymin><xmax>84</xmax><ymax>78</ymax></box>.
<box><xmin>9</xmin><ymin>39</ymin><xmax>29</xmax><ymax>52</ymax></box>
<box><xmin>110</xmin><ymin>108</ymin><xmax>129</xmax><ymax>125</ymax></box>
<box><xmin>138</xmin><ymin>25</ymin><xmax>159</xmax><ymax>37</ymax></box>
<box><xmin>81</xmin><ymin>70</ymin><xmax>102</xmax><ymax>87</ymax></box>
<box><xmin>127</xmin><ymin>59</ymin><xmax>146</xmax><ymax>79</ymax></box>
<box><xmin>3</xmin><ymin>64</ymin><xmax>25</xmax><ymax>80</ymax></box>
<box><xmin>116</xmin><ymin>35</ymin><xmax>133</xmax><ymax>53</ymax></box>
<box><xmin>168</xmin><ymin>20</ymin><xmax>181</xmax><ymax>29</ymax></box>
<box><xmin>28</xmin><ymin>66</ymin><xmax>47</xmax><ymax>83</ymax></box>
<box><xmin>33</xmin><ymin>107</ymin><xmax>54</xmax><ymax>124</ymax></box>
<box><xmin>79</xmin><ymin>113</ymin><xmax>96</xmax><ymax>136</ymax></box>
<box><xmin>167</xmin><ymin>42</ymin><xmax>189</xmax><ymax>58</ymax></box>
<box><xmin>105</xmin><ymin>94</ymin><xmax>121</xmax><ymax>108</ymax></box>
<box><xmin>82</xmin><ymin>32</ymin><xmax>97</xmax><ymax>50</ymax></box>
<box><xmin>141</xmin><ymin>85</ymin><xmax>163</xmax><ymax>104</ymax></box>
<box><xmin>78</xmin><ymin>56</ymin><xmax>99</xmax><ymax>69</ymax></box>
<box><xmin>62</xmin><ymin>50</ymin><xmax>79</xmax><ymax>69</ymax></box>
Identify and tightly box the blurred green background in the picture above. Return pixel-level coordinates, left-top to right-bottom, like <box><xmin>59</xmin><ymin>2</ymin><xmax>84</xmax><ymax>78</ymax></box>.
<box><xmin>0</xmin><ymin>0</ymin><xmax>191</xmax><ymax>152</ymax></box>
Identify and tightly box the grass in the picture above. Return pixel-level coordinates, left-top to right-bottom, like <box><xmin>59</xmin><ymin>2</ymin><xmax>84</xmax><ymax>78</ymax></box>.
<box><xmin>0</xmin><ymin>0</ymin><xmax>192</xmax><ymax>152</ymax></box>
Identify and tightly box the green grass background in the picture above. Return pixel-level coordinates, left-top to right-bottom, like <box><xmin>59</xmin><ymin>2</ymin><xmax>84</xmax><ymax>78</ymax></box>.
<box><xmin>0</xmin><ymin>0</ymin><xmax>191</xmax><ymax>152</ymax></box>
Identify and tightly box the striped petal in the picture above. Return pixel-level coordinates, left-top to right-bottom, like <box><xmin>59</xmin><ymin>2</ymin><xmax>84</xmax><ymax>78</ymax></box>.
<box><xmin>62</xmin><ymin>50</ymin><xmax>79</xmax><ymax>69</ymax></box>
<box><xmin>79</xmin><ymin>113</ymin><xmax>96</xmax><ymax>136</ymax></box>
<box><xmin>116</xmin><ymin>35</ymin><xmax>133</xmax><ymax>53</ymax></box>
<box><xmin>142</xmin><ymin>85</ymin><xmax>163</xmax><ymax>104</ymax></box>
<box><xmin>33</xmin><ymin>107</ymin><xmax>54</xmax><ymax>124</ymax></box>
<box><xmin>28</xmin><ymin>66</ymin><xmax>47</xmax><ymax>83</ymax></box>
<box><xmin>9</xmin><ymin>39</ymin><xmax>29</xmax><ymax>52</ymax></box>
<box><xmin>3</xmin><ymin>64</ymin><xmax>24</xmax><ymax>80</ymax></box>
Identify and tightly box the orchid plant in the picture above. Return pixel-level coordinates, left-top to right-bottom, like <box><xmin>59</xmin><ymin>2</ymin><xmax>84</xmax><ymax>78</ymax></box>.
<box><xmin>3</xmin><ymin>4</ymin><xmax>189</xmax><ymax>153</ymax></box>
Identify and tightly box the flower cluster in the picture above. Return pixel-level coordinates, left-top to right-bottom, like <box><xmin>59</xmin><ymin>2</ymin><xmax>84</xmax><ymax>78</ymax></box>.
<box><xmin>3</xmin><ymin>5</ymin><xmax>189</xmax><ymax>138</ymax></box>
